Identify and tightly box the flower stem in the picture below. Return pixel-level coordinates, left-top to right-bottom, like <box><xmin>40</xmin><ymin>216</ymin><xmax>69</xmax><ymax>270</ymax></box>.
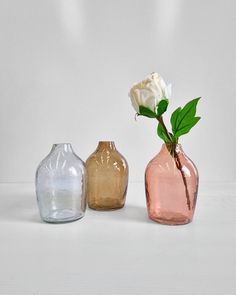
<box><xmin>173</xmin><ymin>150</ymin><xmax>191</xmax><ymax>210</ymax></box>
<box><xmin>157</xmin><ymin>116</ymin><xmax>173</xmax><ymax>143</ymax></box>
<box><xmin>156</xmin><ymin>116</ymin><xmax>191</xmax><ymax>210</ymax></box>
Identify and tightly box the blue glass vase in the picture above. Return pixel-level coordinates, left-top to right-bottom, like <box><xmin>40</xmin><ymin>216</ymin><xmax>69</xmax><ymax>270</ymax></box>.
<box><xmin>35</xmin><ymin>143</ymin><xmax>86</xmax><ymax>223</ymax></box>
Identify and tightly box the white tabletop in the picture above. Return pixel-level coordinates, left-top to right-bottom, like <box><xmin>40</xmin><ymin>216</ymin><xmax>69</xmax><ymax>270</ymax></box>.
<box><xmin>0</xmin><ymin>182</ymin><xmax>235</xmax><ymax>295</ymax></box>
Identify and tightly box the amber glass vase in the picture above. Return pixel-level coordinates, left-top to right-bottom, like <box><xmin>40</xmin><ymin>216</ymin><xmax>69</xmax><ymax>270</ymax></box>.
<box><xmin>86</xmin><ymin>141</ymin><xmax>128</xmax><ymax>210</ymax></box>
<box><xmin>145</xmin><ymin>144</ymin><xmax>198</xmax><ymax>225</ymax></box>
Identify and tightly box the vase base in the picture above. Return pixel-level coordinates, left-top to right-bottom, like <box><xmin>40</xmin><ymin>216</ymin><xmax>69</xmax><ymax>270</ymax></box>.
<box><xmin>42</xmin><ymin>209</ymin><xmax>85</xmax><ymax>224</ymax></box>
<box><xmin>149</xmin><ymin>211</ymin><xmax>192</xmax><ymax>225</ymax></box>
<box><xmin>88</xmin><ymin>204</ymin><xmax>125</xmax><ymax>211</ymax></box>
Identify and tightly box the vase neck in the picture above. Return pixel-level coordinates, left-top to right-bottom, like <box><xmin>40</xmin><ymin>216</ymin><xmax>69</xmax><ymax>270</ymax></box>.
<box><xmin>96</xmin><ymin>141</ymin><xmax>116</xmax><ymax>152</ymax></box>
<box><xmin>51</xmin><ymin>143</ymin><xmax>73</xmax><ymax>153</ymax></box>
<box><xmin>160</xmin><ymin>143</ymin><xmax>183</xmax><ymax>154</ymax></box>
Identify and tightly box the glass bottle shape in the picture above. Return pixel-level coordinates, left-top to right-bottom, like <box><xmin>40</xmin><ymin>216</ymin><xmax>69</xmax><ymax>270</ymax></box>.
<box><xmin>145</xmin><ymin>144</ymin><xmax>198</xmax><ymax>225</ymax></box>
<box><xmin>36</xmin><ymin>143</ymin><xmax>86</xmax><ymax>223</ymax></box>
<box><xmin>86</xmin><ymin>141</ymin><xmax>128</xmax><ymax>210</ymax></box>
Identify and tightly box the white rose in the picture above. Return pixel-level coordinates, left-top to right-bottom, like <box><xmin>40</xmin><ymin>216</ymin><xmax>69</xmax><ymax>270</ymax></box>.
<box><xmin>129</xmin><ymin>72</ymin><xmax>171</xmax><ymax>114</ymax></box>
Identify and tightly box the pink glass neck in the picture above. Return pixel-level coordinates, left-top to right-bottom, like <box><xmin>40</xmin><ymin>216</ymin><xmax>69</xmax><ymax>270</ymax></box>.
<box><xmin>161</xmin><ymin>143</ymin><xmax>183</xmax><ymax>154</ymax></box>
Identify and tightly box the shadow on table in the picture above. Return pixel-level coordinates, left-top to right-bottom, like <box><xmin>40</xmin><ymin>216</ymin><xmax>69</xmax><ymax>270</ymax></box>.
<box><xmin>88</xmin><ymin>204</ymin><xmax>154</xmax><ymax>224</ymax></box>
<box><xmin>0</xmin><ymin>192</ymin><xmax>153</xmax><ymax>225</ymax></box>
<box><xmin>0</xmin><ymin>192</ymin><xmax>41</xmax><ymax>224</ymax></box>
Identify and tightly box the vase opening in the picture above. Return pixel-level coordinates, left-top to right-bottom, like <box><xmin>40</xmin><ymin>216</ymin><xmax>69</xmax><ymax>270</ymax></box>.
<box><xmin>162</xmin><ymin>143</ymin><xmax>183</xmax><ymax>154</ymax></box>
<box><xmin>51</xmin><ymin>143</ymin><xmax>73</xmax><ymax>153</ymax></box>
<box><xmin>97</xmin><ymin>141</ymin><xmax>116</xmax><ymax>150</ymax></box>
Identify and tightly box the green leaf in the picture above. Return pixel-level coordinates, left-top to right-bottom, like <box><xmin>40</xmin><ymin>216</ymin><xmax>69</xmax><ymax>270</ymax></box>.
<box><xmin>170</xmin><ymin>107</ymin><xmax>181</xmax><ymax>134</ymax></box>
<box><xmin>157</xmin><ymin>123</ymin><xmax>172</xmax><ymax>143</ymax></box>
<box><xmin>171</xmin><ymin>97</ymin><xmax>201</xmax><ymax>139</ymax></box>
<box><xmin>174</xmin><ymin>97</ymin><xmax>200</xmax><ymax>132</ymax></box>
<box><xmin>139</xmin><ymin>105</ymin><xmax>156</xmax><ymax>118</ymax></box>
<box><xmin>175</xmin><ymin>116</ymin><xmax>201</xmax><ymax>138</ymax></box>
<box><xmin>157</xmin><ymin>99</ymin><xmax>169</xmax><ymax>117</ymax></box>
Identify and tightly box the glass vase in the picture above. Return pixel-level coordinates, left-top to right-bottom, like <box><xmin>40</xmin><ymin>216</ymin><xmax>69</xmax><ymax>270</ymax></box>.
<box><xmin>86</xmin><ymin>141</ymin><xmax>128</xmax><ymax>210</ymax></box>
<box><xmin>145</xmin><ymin>144</ymin><xmax>198</xmax><ymax>225</ymax></box>
<box><xmin>35</xmin><ymin>143</ymin><xmax>86</xmax><ymax>223</ymax></box>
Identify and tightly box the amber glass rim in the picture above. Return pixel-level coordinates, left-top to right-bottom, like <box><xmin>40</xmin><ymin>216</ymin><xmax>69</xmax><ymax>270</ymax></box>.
<box><xmin>98</xmin><ymin>141</ymin><xmax>115</xmax><ymax>144</ymax></box>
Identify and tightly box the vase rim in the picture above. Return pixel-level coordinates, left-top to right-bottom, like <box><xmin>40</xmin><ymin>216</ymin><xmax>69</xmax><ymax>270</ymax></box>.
<box><xmin>98</xmin><ymin>141</ymin><xmax>115</xmax><ymax>143</ymax></box>
<box><xmin>51</xmin><ymin>143</ymin><xmax>73</xmax><ymax>153</ymax></box>
<box><xmin>161</xmin><ymin>143</ymin><xmax>183</xmax><ymax>153</ymax></box>
<box><xmin>97</xmin><ymin>141</ymin><xmax>116</xmax><ymax>151</ymax></box>
<box><xmin>53</xmin><ymin>143</ymin><xmax>72</xmax><ymax>146</ymax></box>
<box><xmin>163</xmin><ymin>143</ymin><xmax>182</xmax><ymax>147</ymax></box>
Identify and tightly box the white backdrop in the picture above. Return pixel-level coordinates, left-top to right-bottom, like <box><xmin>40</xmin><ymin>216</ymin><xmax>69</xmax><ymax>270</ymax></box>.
<box><xmin>0</xmin><ymin>0</ymin><xmax>235</xmax><ymax>183</ymax></box>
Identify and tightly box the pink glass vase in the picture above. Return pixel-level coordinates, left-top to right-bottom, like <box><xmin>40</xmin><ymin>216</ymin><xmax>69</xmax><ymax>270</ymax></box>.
<box><xmin>145</xmin><ymin>144</ymin><xmax>199</xmax><ymax>225</ymax></box>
